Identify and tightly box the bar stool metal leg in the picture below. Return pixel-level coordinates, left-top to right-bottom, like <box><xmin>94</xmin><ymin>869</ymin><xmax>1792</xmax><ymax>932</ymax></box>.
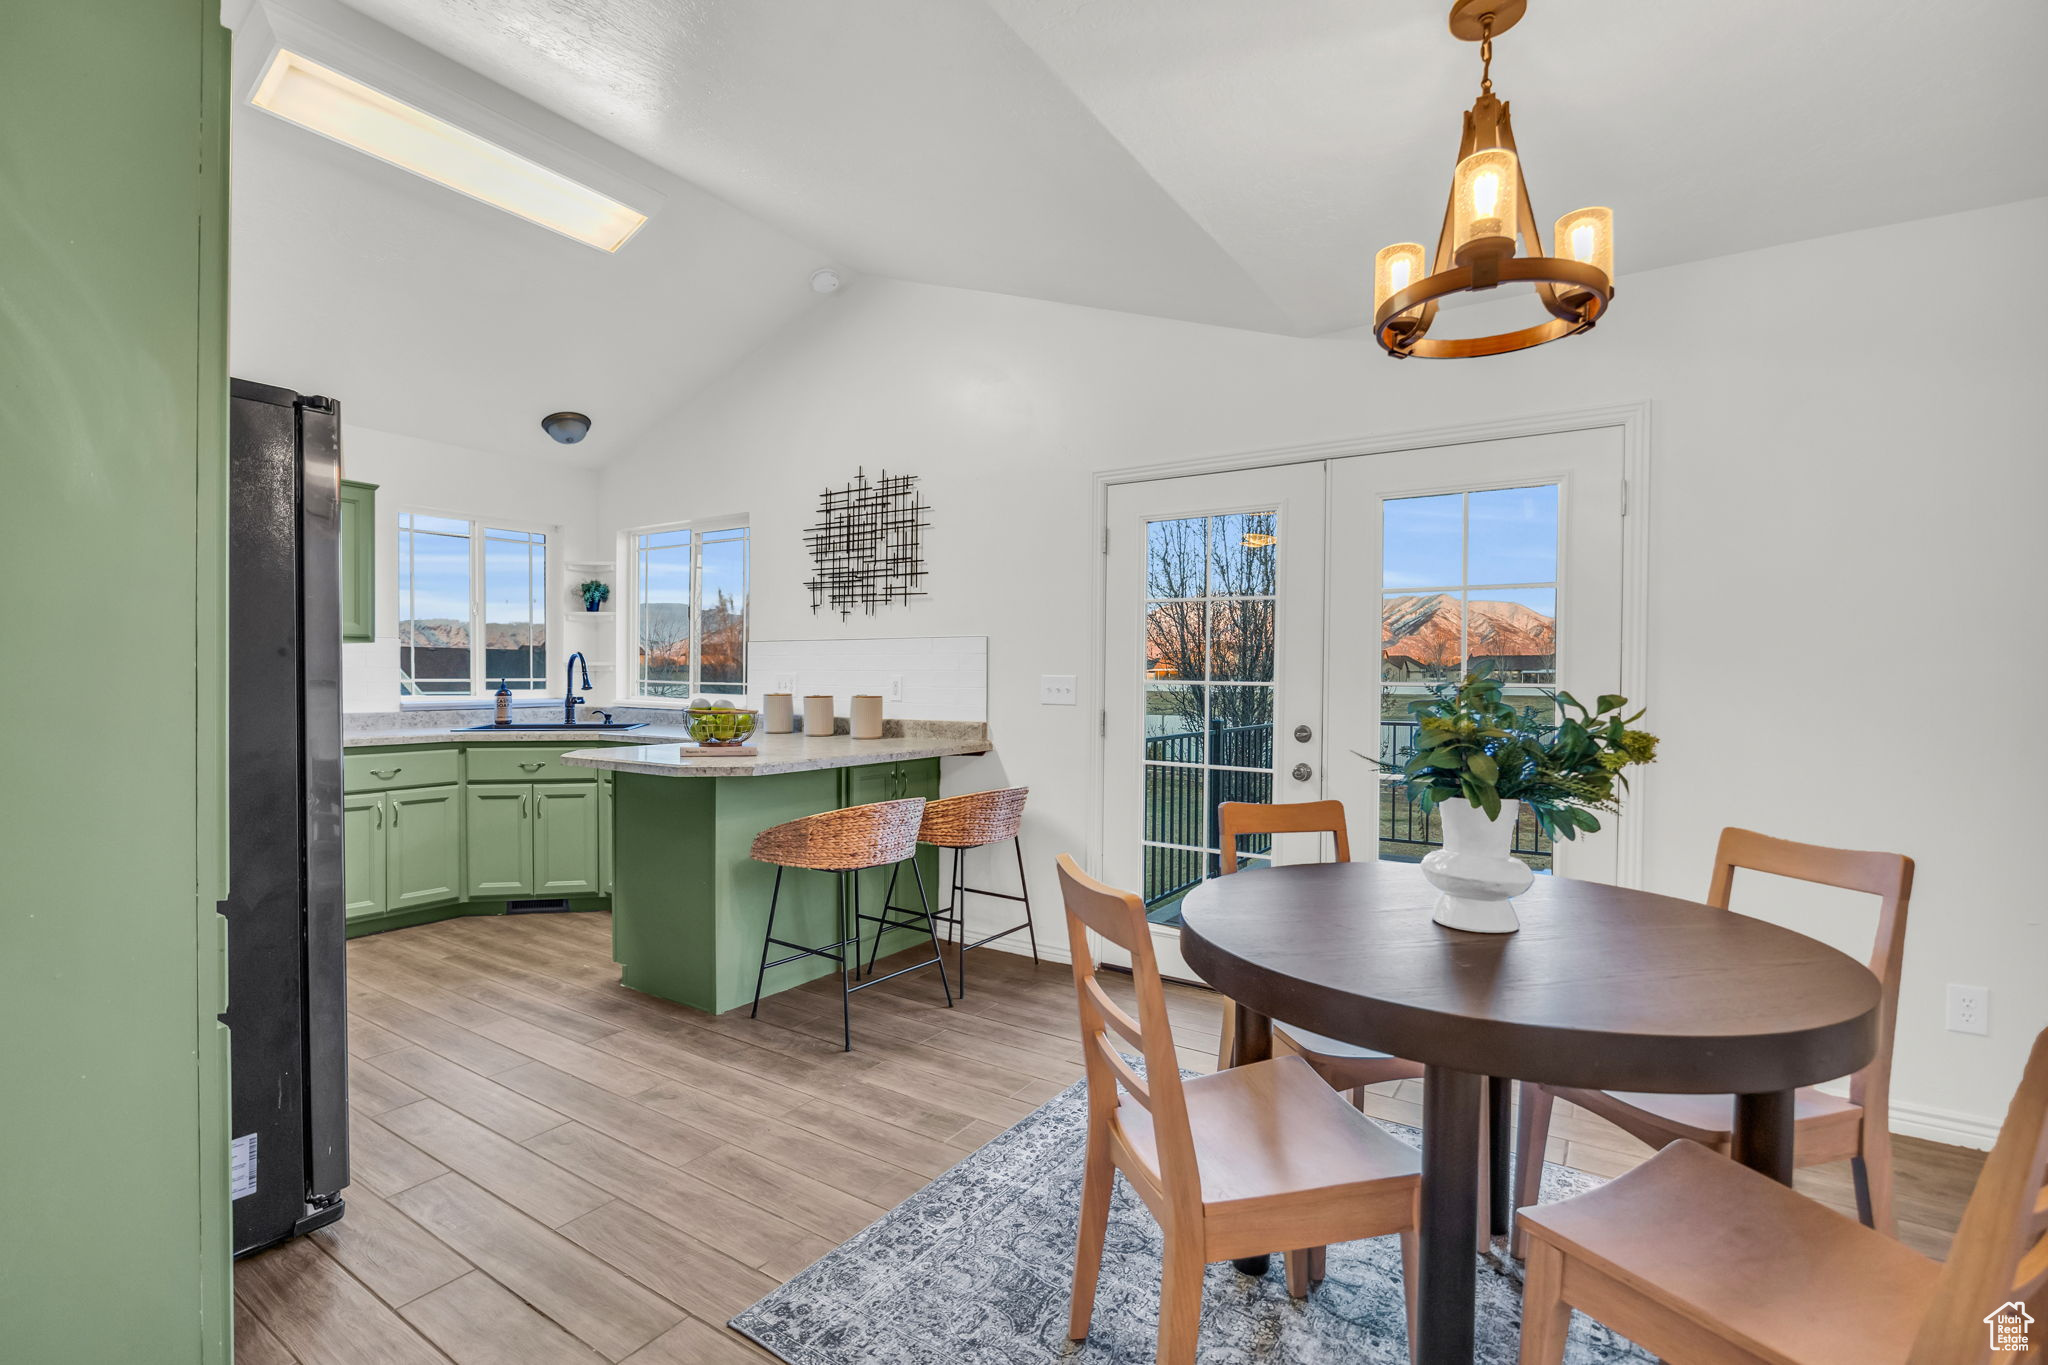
<box><xmin>910</xmin><ymin>855</ymin><xmax>954</xmax><ymax>1006</ymax></box>
<box><xmin>750</xmin><ymin>865</ymin><xmax>785</xmax><ymax>1019</ymax></box>
<box><xmin>1014</xmin><ymin>835</ymin><xmax>1040</xmax><ymax>966</ymax></box>
<box><xmin>840</xmin><ymin>871</ymin><xmax>855</xmax><ymax>1052</ymax></box>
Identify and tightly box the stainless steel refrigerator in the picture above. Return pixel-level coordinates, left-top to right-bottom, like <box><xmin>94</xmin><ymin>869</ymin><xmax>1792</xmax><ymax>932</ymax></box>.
<box><xmin>225</xmin><ymin>378</ymin><xmax>350</xmax><ymax>1255</ymax></box>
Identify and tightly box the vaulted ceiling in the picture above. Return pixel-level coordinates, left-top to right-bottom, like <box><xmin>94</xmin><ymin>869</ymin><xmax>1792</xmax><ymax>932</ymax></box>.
<box><xmin>230</xmin><ymin>0</ymin><xmax>2047</xmax><ymax>459</ymax></box>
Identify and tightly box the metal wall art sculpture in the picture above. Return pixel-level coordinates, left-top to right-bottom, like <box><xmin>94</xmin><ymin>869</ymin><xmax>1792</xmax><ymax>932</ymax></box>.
<box><xmin>803</xmin><ymin>468</ymin><xmax>930</xmax><ymax>619</ymax></box>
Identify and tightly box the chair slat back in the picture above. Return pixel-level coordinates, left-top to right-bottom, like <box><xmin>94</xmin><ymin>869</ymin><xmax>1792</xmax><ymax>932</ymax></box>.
<box><xmin>1217</xmin><ymin>799</ymin><xmax>1350</xmax><ymax>874</ymax></box>
<box><xmin>1709</xmin><ymin>828</ymin><xmax>1913</xmax><ymax>1116</ymax></box>
<box><xmin>1912</xmin><ymin>1026</ymin><xmax>2048</xmax><ymax>1364</ymax></box>
<box><xmin>1055</xmin><ymin>855</ymin><xmax>1201</xmax><ymax>1223</ymax></box>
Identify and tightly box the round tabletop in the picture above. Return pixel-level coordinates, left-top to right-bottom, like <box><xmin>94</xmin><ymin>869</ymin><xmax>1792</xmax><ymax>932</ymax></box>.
<box><xmin>1178</xmin><ymin>861</ymin><xmax>1880</xmax><ymax>1094</ymax></box>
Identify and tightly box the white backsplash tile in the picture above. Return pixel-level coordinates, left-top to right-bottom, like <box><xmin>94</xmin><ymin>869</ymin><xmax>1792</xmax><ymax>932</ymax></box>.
<box><xmin>749</xmin><ymin>636</ymin><xmax>988</xmax><ymax>722</ymax></box>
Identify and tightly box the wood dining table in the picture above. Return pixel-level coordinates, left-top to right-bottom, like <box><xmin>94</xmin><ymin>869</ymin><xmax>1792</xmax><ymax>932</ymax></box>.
<box><xmin>1177</xmin><ymin>859</ymin><xmax>1881</xmax><ymax>1365</ymax></box>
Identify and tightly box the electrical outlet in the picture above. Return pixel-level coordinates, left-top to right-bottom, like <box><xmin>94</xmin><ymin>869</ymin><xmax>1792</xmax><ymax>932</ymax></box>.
<box><xmin>1946</xmin><ymin>984</ymin><xmax>1989</xmax><ymax>1036</ymax></box>
<box><xmin>1040</xmin><ymin>674</ymin><xmax>1078</xmax><ymax>706</ymax></box>
<box><xmin>886</xmin><ymin>675</ymin><xmax>903</xmax><ymax>702</ymax></box>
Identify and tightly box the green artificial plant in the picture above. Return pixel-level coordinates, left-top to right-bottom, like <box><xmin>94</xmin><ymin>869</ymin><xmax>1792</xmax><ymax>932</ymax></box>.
<box><xmin>1376</xmin><ymin>669</ymin><xmax>1658</xmax><ymax>842</ymax></box>
<box><xmin>578</xmin><ymin>579</ymin><xmax>611</xmax><ymax>609</ymax></box>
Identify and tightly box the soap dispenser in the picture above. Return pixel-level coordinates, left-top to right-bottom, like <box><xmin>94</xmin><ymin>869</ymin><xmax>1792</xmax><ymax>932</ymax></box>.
<box><xmin>494</xmin><ymin>679</ymin><xmax>512</xmax><ymax>726</ymax></box>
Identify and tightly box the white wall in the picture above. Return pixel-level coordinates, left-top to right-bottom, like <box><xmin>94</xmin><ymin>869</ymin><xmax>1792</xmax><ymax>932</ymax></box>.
<box><xmin>596</xmin><ymin>198</ymin><xmax>2048</xmax><ymax>1143</ymax></box>
<box><xmin>340</xmin><ymin>424</ymin><xmax>608</xmax><ymax>711</ymax></box>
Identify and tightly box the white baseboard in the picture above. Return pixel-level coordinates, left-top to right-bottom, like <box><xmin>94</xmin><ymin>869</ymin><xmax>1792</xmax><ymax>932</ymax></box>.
<box><xmin>1886</xmin><ymin>1097</ymin><xmax>2000</xmax><ymax>1151</ymax></box>
<box><xmin>976</xmin><ymin>935</ymin><xmax>2002</xmax><ymax>1152</ymax></box>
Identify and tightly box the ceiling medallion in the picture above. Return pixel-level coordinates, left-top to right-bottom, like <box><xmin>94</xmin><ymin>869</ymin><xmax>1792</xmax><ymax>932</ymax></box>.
<box><xmin>1371</xmin><ymin>0</ymin><xmax>1614</xmax><ymax>359</ymax></box>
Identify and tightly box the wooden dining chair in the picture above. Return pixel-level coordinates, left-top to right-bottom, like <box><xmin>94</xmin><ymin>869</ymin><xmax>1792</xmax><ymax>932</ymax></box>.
<box><xmin>1516</xmin><ymin>1024</ymin><xmax>2048</xmax><ymax>1365</ymax></box>
<box><xmin>1513</xmin><ymin>827</ymin><xmax>1913</xmax><ymax>1256</ymax></box>
<box><xmin>1212</xmin><ymin>801</ymin><xmax>1428</xmax><ymax>1104</ymax></box>
<box><xmin>1056</xmin><ymin>854</ymin><xmax>1423</xmax><ymax>1365</ymax></box>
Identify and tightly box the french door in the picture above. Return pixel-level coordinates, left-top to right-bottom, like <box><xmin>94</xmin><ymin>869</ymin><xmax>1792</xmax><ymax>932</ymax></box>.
<box><xmin>1102</xmin><ymin>464</ymin><xmax>1327</xmax><ymax>979</ymax></box>
<box><xmin>1101</xmin><ymin>427</ymin><xmax>1627</xmax><ymax>979</ymax></box>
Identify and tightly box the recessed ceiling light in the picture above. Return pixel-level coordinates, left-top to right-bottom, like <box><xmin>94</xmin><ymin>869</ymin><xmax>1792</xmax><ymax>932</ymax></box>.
<box><xmin>251</xmin><ymin>49</ymin><xmax>648</xmax><ymax>253</ymax></box>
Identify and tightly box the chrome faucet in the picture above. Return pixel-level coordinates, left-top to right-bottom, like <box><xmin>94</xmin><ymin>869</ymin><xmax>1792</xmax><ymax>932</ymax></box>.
<box><xmin>564</xmin><ymin>652</ymin><xmax>591</xmax><ymax>724</ymax></box>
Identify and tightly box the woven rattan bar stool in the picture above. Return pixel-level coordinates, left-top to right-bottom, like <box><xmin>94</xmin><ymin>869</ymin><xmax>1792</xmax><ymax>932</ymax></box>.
<box><xmin>749</xmin><ymin>797</ymin><xmax>952</xmax><ymax>1051</ymax></box>
<box><xmin>862</xmin><ymin>787</ymin><xmax>1036</xmax><ymax>997</ymax></box>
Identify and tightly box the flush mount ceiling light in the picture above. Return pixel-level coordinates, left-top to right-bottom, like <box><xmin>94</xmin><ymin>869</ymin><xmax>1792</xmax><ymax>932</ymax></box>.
<box><xmin>541</xmin><ymin>412</ymin><xmax>591</xmax><ymax>444</ymax></box>
<box><xmin>1370</xmin><ymin>0</ymin><xmax>1614</xmax><ymax>359</ymax></box>
<box><xmin>251</xmin><ymin>49</ymin><xmax>648</xmax><ymax>252</ymax></box>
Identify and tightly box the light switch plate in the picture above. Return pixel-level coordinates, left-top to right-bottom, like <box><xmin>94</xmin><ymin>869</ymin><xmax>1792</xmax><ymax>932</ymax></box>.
<box><xmin>886</xmin><ymin>675</ymin><xmax>903</xmax><ymax>702</ymax></box>
<box><xmin>1040</xmin><ymin>674</ymin><xmax>1078</xmax><ymax>706</ymax></box>
<box><xmin>773</xmin><ymin>673</ymin><xmax>797</xmax><ymax>693</ymax></box>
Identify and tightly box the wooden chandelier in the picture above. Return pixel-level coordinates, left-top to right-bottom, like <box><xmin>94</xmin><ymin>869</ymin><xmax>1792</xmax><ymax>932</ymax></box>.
<box><xmin>1372</xmin><ymin>0</ymin><xmax>1615</xmax><ymax>359</ymax></box>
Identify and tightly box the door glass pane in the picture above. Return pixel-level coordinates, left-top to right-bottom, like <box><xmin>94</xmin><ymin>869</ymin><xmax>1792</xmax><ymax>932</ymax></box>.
<box><xmin>1210</xmin><ymin>599</ymin><xmax>1274</xmax><ymax>682</ymax></box>
<box><xmin>1378</xmin><ymin>486</ymin><xmax>1558</xmax><ymax>871</ymax></box>
<box><xmin>398</xmin><ymin>512</ymin><xmax>471</xmax><ymax>695</ymax></box>
<box><xmin>1210</xmin><ymin>512</ymin><xmax>1277</xmax><ymax>595</ymax></box>
<box><xmin>636</xmin><ymin>529</ymin><xmax>692</xmax><ymax>699</ymax></box>
<box><xmin>1146</xmin><ymin>517</ymin><xmax>1207</xmax><ymax>599</ymax></box>
<box><xmin>1145</xmin><ymin>684</ymin><xmax>1206</xmax><ymax>763</ymax></box>
<box><xmin>697</xmin><ymin>529</ymin><xmax>749</xmax><ymax>695</ymax></box>
<box><xmin>1145</xmin><ymin>600</ymin><xmax>1206</xmax><ymax>681</ymax></box>
<box><xmin>1139</xmin><ymin>508</ymin><xmax>1280</xmax><ymax>929</ymax></box>
<box><xmin>1383</xmin><ymin>492</ymin><xmax>1463</xmax><ymax>589</ymax></box>
<box><xmin>1383</xmin><ymin>592</ymin><xmax>1462</xmax><ymax>683</ymax></box>
<box><xmin>483</xmin><ymin>527</ymin><xmax>547</xmax><ymax>692</ymax></box>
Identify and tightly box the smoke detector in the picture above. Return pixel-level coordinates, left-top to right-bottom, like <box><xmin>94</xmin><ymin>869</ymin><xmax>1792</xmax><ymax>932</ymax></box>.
<box><xmin>810</xmin><ymin>268</ymin><xmax>842</xmax><ymax>294</ymax></box>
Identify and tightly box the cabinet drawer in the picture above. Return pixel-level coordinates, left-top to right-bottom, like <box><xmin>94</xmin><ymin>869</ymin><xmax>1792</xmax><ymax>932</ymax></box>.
<box><xmin>345</xmin><ymin>747</ymin><xmax>460</xmax><ymax>793</ymax></box>
<box><xmin>466</xmin><ymin>745</ymin><xmax>611</xmax><ymax>783</ymax></box>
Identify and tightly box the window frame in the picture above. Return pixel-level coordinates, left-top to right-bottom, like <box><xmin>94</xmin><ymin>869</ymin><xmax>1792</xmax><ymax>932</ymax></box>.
<box><xmin>619</xmin><ymin>514</ymin><xmax>750</xmax><ymax>706</ymax></box>
<box><xmin>395</xmin><ymin>506</ymin><xmax>558</xmax><ymax>703</ymax></box>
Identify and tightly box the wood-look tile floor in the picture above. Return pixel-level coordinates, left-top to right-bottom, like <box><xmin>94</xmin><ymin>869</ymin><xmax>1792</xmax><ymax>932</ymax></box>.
<box><xmin>235</xmin><ymin>911</ymin><xmax>1982</xmax><ymax>1363</ymax></box>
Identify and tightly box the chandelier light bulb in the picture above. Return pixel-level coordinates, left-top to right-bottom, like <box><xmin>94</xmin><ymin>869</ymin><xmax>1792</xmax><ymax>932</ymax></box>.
<box><xmin>1373</xmin><ymin>242</ymin><xmax>1429</xmax><ymax>317</ymax></box>
<box><xmin>1452</xmin><ymin>148</ymin><xmax>1520</xmax><ymax>264</ymax></box>
<box><xmin>1552</xmin><ymin>206</ymin><xmax>1614</xmax><ymax>281</ymax></box>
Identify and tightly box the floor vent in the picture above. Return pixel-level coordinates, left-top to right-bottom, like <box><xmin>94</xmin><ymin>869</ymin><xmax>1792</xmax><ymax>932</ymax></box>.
<box><xmin>505</xmin><ymin>899</ymin><xmax>575</xmax><ymax>915</ymax></box>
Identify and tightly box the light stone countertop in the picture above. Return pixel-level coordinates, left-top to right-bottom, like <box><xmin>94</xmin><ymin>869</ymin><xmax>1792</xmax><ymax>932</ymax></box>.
<box><xmin>341</xmin><ymin>724</ymin><xmax>701</xmax><ymax>749</ymax></box>
<box><xmin>559</xmin><ymin>729</ymin><xmax>992</xmax><ymax>778</ymax></box>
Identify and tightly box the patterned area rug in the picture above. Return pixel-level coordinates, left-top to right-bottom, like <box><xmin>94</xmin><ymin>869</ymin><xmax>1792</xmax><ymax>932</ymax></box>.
<box><xmin>733</xmin><ymin>1078</ymin><xmax>1653</xmax><ymax>1364</ymax></box>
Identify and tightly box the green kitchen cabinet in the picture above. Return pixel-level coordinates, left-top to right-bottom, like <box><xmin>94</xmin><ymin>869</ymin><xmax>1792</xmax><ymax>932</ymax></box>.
<box><xmin>465</xmin><ymin>783</ymin><xmax>535</xmax><ymax>899</ymax></box>
<box><xmin>343</xmin><ymin>791</ymin><xmax>388</xmax><ymax>920</ymax></box>
<box><xmin>387</xmin><ymin>784</ymin><xmax>462</xmax><ymax>909</ymax></box>
<box><xmin>844</xmin><ymin>759</ymin><xmax>943</xmax><ymax>964</ymax></box>
<box><xmin>598</xmin><ymin>772</ymin><xmax>615</xmax><ymax>895</ymax></box>
<box><xmin>535</xmin><ymin>782</ymin><xmax>602</xmax><ymax>895</ymax></box>
<box><xmin>338</xmin><ymin>479</ymin><xmax>377</xmax><ymax>642</ymax></box>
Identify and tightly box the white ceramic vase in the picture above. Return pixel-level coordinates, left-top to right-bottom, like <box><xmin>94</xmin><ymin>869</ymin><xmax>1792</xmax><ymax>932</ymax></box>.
<box><xmin>1422</xmin><ymin>797</ymin><xmax>1534</xmax><ymax>933</ymax></box>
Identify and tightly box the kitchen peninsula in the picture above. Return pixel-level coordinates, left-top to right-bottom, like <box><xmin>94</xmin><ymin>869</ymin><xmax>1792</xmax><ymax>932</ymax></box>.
<box><xmin>565</xmin><ymin>724</ymin><xmax>992</xmax><ymax>1013</ymax></box>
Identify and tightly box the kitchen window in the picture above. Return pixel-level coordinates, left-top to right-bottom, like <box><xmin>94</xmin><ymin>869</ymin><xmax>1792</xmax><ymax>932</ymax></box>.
<box><xmin>397</xmin><ymin>512</ymin><xmax>551</xmax><ymax>696</ymax></box>
<box><xmin>626</xmin><ymin>520</ymin><xmax>749</xmax><ymax>700</ymax></box>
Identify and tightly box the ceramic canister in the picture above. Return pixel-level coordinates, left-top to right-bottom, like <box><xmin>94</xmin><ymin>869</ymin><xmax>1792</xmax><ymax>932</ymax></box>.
<box><xmin>850</xmin><ymin>694</ymin><xmax>884</xmax><ymax>740</ymax></box>
<box><xmin>762</xmin><ymin>693</ymin><xmax>794</xmax><ymax>733</ymax></box>
<box><xmin>803</xmin><ymin>695</ymin><xmax>836</xmax><ymax>737</ymax></box>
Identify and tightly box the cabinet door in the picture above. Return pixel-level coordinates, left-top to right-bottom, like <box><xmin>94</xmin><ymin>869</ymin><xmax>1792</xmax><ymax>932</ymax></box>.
<box><xmin>534</xmin><ymin>781</ymin><xmax>601</xmax><ymax>896</ymax></box>
<box><xmin>343</xmin><ymin>792</ymin><xmax>388</xmax><ymax>920</ymax></box>
<box><xmin>337</xmin><ymin>479</ymin><xmax>377</xmax><ymax>643</ymax></box>
<box><xmin>465</xmin><ymin>783</ymin><xmax>534</xmax><ymax>899</ymax></box>
<box><xmin>387</xmin><ymin>783</ymin><xmax>461</xmax><ymax>910</ymax></box>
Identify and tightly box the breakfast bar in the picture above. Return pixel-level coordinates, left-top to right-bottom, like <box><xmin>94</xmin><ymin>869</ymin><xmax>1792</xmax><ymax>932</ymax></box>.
<box><xmin>563</xmin><ymin>725</ymin><xmax>992</xmax><ymax>1013</ymax></box>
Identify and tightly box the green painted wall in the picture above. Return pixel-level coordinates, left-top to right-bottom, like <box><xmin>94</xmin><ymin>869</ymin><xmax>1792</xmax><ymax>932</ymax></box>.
<box><xmin>0</xmin><ymin>4</ymin><xmax>231</xmax><ymax>1361</ymax></box>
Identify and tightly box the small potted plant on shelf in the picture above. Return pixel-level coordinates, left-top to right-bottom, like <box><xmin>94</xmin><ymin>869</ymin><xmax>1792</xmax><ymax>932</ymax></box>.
<box><xmin>578</xmin><ymin>579</ymin><xmax>611</xmax><ymax>612</ymax></box>
<box><xmin>1370</xmin><ymin>668</ymin><xmax>1658</xmax><ymax>934</ymax></box>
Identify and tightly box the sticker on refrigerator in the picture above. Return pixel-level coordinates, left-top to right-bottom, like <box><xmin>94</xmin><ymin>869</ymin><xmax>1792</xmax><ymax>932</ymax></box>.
<box><xmin>231</xmin><ymin>1133</ymin><xmax>259</xmax><ymax>1200</ymax></box>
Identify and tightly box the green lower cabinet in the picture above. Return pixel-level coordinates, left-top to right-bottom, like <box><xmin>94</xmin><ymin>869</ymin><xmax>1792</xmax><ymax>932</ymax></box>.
<box><xmin>847</xmin><ymin>759</ymin><xmax>943</xmax><ymax>965</ymax></box>
<box><xmin>344</xmin><ymin>791</ymin><xmax>388</xmax><ymax>920</ymax></box>
<box><xmin>535</xmin><ymin>782</ymin><xmax>602</xmax><ymax>895</ymax></box>
<box><xmin>465</xmin><ymin>783</ymin><xmax>535</xmax><ymax>899</ymax></box>
<box><xmin>388</xmin><ymin>783</ymin><xmax>462</xmax><ymax>909</ymax></box>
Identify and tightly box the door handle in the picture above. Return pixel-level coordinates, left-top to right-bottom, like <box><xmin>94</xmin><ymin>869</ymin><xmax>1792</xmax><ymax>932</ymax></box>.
<box><xmin>1291</xmin><ymin>763</ymin><xmax>1314</xmax><ymax>782</ymax></box>
<box><xmin>371</xmin><ymin>767</ymin><xmax>400</xmax><ymax>779</ymax></box>
<box><xmin>1293</xmin><ymin>725</ymin><xmax>1313</xmax><ymax>743</ymax></box>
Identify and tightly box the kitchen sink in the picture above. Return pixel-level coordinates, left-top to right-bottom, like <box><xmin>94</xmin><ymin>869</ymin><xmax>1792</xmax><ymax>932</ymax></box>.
<box><xmin>450</xmin><ymin>721</ymin><xmax>648</xmax><ymax>732</ymax></box>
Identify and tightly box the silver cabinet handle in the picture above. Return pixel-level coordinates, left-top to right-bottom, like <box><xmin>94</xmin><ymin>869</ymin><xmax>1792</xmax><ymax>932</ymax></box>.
<box><xmin>371</xmin><ymin>767</ymin><xmax>400</xmax><ymax>779</ymax></box>
<box><xmin>536</xmin><ymin>796</ymin><xmax>544</xmax><ymax>820</ymax></box>
<box><xmin>374</xmin><ymin>805</ymin><xmax>382</xmax><ymax>828</ymax></box>
<box><xmin>519</xmin><ymin>761</ymin><xmax>546</xmax><ymax>771</ymax></box>
<box><xmin>1291</xmin><ymin>763</ymin><xmax>1314</xmax><ymax>782</ymax></box>
<box><xmin>391</xmin><ymin>801</ymin><xmax>400</xmax><ymax>826</ymax></box>
<box><xmin>521</xmin><ymin>795</ymin><xmax>529</xmax><ymax>817</ymax></box>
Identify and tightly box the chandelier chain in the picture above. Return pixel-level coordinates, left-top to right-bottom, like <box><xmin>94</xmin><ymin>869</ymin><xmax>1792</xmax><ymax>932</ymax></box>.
<box><xmin>1479</xmin><ymin>13</ymin><xmax>1495</xmax><ymax>94</ymax></box>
